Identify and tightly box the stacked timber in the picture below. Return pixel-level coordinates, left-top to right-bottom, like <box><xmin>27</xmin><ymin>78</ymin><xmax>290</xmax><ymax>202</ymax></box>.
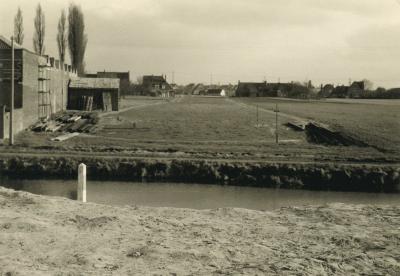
<box><xmin>31</xmin><ymin>112</ymin><xmax>99</xmax><ymax>134</ymax></box>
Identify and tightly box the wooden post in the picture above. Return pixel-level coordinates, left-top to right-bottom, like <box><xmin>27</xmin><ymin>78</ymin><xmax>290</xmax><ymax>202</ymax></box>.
<box><xmin>9</xmin><ymin>36</ymin><xmax>14</xmax><ymax>146</ymax></box>
<box><xmin>78</xmin><ymin>163</ymin><xmax>87</xmax><ymax>202</ymax></box>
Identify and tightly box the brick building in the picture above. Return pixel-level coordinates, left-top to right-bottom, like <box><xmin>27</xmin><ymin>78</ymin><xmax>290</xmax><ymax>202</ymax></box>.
<box><xmin>0</xmin><ymin>35</ymin><xmax>77</xmax><ymax>139</ymax></box>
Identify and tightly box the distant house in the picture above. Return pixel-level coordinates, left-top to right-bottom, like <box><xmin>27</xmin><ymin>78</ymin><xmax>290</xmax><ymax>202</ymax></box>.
<box><xmin>142</xmin><ymin>75</ymin><xmax>173</xmax><ymax>97</ymax></box>
<box><xmin>182</xmin><ymin>83</ymin><xmax>196</xmax><ymax>95</ymax></box>
<box><xmin>320</xmin><ymin>84</ymin><xmax>335</xmax><ymax>98</ymax></box>
<box><xmin>348</xmin><ymin>81</ymin><xmax>366</xmax><ymax>98</ymax></box>
<box><xmin>235</xmin><ymin>81</ymin><xmax>270</xmax><ymax>97</ymax></box>
<box><xmin>220</xmin><ymin>84</ymin><xmax>236</xmax><ymax>97</ymax></box>
<box><xmin>330</xmin><ymin>85</ymin><xmax>349</xmax><ymax>98</ymax></box>
<box><xmin>265</xmin><ymin>83</ymin><xmax>294</xmax><ymax>97</ymax></box>
<box><xmin>68</xmin><ymin>77</ymin><xmax>120</xmax><ymax>111</ymax></box>
<box><xmin>200</xmin><ymin>88</ymin><xmax>226</xmax><ymax>97</ymax></box>
<box><xmin>191</xmin><ymin>84</ymin><xmax>206</xmax><ymax>95</ymax></box>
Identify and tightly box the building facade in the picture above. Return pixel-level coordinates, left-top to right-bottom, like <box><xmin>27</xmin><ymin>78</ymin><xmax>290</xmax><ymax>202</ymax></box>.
<box><xmin>0</xmin><ymin>36</ymin><xmax>76</xmax><ymax>139</ymax></box>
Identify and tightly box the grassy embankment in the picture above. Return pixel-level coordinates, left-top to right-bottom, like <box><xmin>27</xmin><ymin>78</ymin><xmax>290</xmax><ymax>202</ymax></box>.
<box><xmin>234</xmin><ymin>97</ymin><xmax>400</xmax><ymax>152</ymax></box>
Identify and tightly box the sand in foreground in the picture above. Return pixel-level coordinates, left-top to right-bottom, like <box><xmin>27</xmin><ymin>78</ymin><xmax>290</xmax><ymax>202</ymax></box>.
<box><xmin>0</xmin><ymin>187</ymin><xmax>399</xmax><ymax>275</ymax></box>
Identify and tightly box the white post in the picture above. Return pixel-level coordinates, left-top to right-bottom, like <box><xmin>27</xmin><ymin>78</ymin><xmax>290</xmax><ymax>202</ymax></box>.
<box><xmin>78</xmin><ymin>163</ymin><xmax>87</xmax><ymax>202</ymax></box>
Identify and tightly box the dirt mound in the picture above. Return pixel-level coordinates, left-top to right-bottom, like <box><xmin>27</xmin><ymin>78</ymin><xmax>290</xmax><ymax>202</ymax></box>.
<box><xmin>70</xmin><ymin>215</ymin><xmax>118</xmax><ymax>229</ymax></box>
<box><xmin>0</xmin><ymin>187</ymin><xmax>399</xmax><ymax>275</ymax></box>
<box><xmin>305</xmin><ymin>122</ymin><xmax>369</xmax><ymax>147</ymax></box>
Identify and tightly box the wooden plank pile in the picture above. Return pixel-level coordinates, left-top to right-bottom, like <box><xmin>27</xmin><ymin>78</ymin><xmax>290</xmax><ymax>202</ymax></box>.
<box><xmin>31</xmin><ymin>112</ymin><xmax>99</xmax><ymax>134</ymax></box>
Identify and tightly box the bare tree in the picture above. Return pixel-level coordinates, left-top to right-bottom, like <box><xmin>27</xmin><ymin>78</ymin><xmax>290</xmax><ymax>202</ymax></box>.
<box><xmin>14</xmin><ymin>7</ymin><xmax>24</xmax><ymax>45</ymax></box>
<box><xmin>33</xmin><ymin>3</ymin><xmax>45</xmax><ymax>55</ymax></box>
<box><xmin>68</xmin><ymin>4</ymin><xmax>87</xmax><ymax>75</ymax></box>
<box><xmin>57</xmin><ymin>10</ymin><xmax>67</xmax><ymax>64</ymax></box>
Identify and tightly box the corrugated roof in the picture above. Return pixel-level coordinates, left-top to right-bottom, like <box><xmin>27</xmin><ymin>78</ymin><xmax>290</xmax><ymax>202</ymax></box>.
<box><xmin>69</xmin><ymin>77</ymin><xmax>120</xmax><ymax>89</ymax></box>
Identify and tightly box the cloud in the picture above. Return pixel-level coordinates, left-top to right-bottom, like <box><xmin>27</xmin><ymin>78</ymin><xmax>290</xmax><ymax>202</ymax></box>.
<box><xmin>346</xmin><ymin>23</ymin><xmax>400</xmax><ymax>58</ymax></box>
<box><xmin>1</xmin><ymin>0</ymin><xmax>400</xmax><ymax>87</ymax></box>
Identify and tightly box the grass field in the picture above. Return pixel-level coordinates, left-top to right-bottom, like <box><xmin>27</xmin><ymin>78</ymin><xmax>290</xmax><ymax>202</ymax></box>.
<box><xmin>11</xmin><ymin>96</ymin><xmax>399</xmax><ymax>164</ymax></box>
<box><xmin>235</xmin><ymin>97</ymin><xmax>400</xmax><ymax>152</ymax></box>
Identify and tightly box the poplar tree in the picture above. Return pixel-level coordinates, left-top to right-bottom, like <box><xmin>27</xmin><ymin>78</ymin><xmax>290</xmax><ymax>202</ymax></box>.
<box><xmin>14</xmin><ymin>7</ymin><xmax>24</xmax><ymax>45</ymax></box>
<box><xmin>57</xmin><ymin>10</ymin><xmax>67</xmax><ymax>64</ymax></box>
<box><xmin>33</xmin><ymin>3</ymin><xmax>45</xmax><ymax>55</ymax></box>
<box><xmin>68</xmin><ymin>4</ymin><xmax>87</xmax><ymax>75</ymax></box>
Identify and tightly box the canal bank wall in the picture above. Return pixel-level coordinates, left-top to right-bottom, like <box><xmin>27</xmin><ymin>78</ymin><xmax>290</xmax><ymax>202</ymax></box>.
<box><xmin>0</xmin><ymin>156</ymin><xmax>399</xmax><ymax>193</ymax></box>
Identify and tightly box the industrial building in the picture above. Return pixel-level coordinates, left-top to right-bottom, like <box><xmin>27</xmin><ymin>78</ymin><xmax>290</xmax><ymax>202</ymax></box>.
<box><xmin>68</xmin><ymin>78</ymin><xmax>120</xmax><ymax>111</ymax></box>
<box><xmin>0</xmin><ymin>35</ymin><xmax>77</xmax><ymax>139</ymax></box>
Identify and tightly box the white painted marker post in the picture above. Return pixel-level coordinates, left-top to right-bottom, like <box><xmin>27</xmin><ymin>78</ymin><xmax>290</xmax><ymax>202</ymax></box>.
<box><xmin>78</xmin><ymin>163</ymin><xmax>87</xmax><ymax>202</ymax></box>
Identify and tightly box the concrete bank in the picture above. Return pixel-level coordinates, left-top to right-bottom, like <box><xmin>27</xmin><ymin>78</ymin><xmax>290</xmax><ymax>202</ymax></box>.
<box><xmin>0</xmin><ymin>156</ymin><xmax>399</xmax><ymax>193</ymax></box>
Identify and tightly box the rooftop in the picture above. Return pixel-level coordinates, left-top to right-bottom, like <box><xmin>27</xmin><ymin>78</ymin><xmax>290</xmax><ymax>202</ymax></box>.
<box><xmin>69</xmin><ymin>77</ymin><xmax>120</xmax><ymax>90</ymax></box>
<box><xmin>0</xmin><ymin>35</ymin><xmax>25</xmax><ymax>50</ymax></box>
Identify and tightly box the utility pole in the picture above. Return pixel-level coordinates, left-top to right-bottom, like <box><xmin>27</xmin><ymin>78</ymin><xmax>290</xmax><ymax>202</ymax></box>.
<box><xmin>256</xmin><ymin>104</ymin><xmax>259</xmax><ymax>127</ymax></box>
<box><xmin>9</xmin><ymin>36</ymin><xmax>14</xmax><ymax>146</ymax></box>
<box><xmin>61</xmin><ymin>61</ymin><xmax>64</xmax><ymax>111</ymax></box>
<box><xmin>274</xmin><ymin>103</ymin><xmax>279</xmax><ymax>144</ymax></box>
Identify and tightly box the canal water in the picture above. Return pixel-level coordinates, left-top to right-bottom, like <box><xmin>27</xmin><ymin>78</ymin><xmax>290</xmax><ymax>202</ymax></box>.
<box><xmin>1</xmin><ymin>179</ymin><xmax>399</xmax><ymax>210</ymax></box>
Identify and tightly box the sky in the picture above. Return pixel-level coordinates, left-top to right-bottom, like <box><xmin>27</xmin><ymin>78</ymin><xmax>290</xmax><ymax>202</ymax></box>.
<box><xmin>1</xmin><ymin>0</ymin><xmax>400</xmax><ymax>88</ymax></box>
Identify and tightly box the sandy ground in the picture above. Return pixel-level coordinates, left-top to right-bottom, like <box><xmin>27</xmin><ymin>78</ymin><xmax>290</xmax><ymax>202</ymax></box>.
<box><xmin>0</xmin><ymin>187</ymin><xmax>399</xmax><ymax>275</ymax></box>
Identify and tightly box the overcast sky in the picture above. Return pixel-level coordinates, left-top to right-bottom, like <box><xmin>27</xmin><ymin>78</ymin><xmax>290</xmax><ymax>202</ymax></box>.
<box><xmin>1</xmin><ymin>0</ymin><xmax>400</xmax><ymax>87</ymax></box>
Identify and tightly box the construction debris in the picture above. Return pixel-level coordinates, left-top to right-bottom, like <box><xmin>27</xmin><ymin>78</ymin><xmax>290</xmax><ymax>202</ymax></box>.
<box><xmin>51</xmin><ymin>132</ymin><xmax>80</xmax><ymax>142</ymax></box>
<box><xmin>305</xmin><ymin>122</ymin><xmax>368</xmax><ymax>147</ymax></box>
<box><xmin>68</xmin><ymin>115</ymin><xmax>82</xmax><ymax>122</ymax></box>
<box><xmin>31</xmin><ymin>112</ymin><xmax>99</xmax><ymax>134</ymax></box>
<box><xmin>285</xmin><ymin>121</ymin><xmax>307</xmax><ymax>131</ymax></box>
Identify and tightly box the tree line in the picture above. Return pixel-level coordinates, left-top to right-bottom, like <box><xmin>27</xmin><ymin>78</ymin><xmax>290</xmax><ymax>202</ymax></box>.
<box><xmin>13</xmin><ymin>4</ymin><xmax>87</xmax><ymax>76</ymax></box>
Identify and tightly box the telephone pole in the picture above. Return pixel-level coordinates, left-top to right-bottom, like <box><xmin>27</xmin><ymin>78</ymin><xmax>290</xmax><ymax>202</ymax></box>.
<box><xmin>9</xmin><ymin>36</ymin><xmax>14</xmax><ymax>146</ymax></box>
<box><xmin>274</xmin><ymin>103</ymin><xmax>279</xmax><ymax>144</ymax></box>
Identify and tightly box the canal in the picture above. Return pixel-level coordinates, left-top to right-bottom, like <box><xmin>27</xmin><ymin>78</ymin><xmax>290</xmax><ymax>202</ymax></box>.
<box><xmin>1</xmin><ymin>179</ymin><xmax>399</xmax><ymax>210</ymax></box>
